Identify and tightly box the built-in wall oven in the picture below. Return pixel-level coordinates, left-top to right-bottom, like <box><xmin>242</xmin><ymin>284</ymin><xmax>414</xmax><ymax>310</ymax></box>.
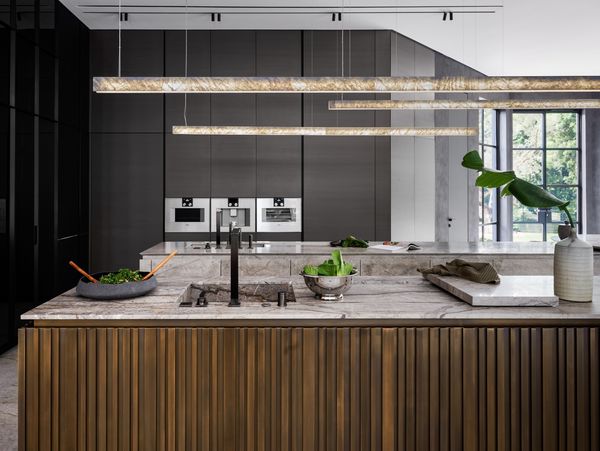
<box><xmin>211</xmin><ymin>198</ymin><xmax>256</xmax><ymax>233</ymax></box>
<box><xmin>256</xmin><ymin>198</ymin><xmax>302</xmax><ymax>233</ymax></box>
<box><xmin>165</xmin><ymin>198</ymin><xmax>210</xmax><ymax>233</ymax></box>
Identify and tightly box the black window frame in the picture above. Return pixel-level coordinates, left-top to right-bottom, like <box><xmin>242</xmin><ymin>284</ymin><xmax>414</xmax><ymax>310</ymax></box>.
<box><xmin>478</xmin><ymin>108</ymin><xmax>500</xmax><ymax>241</ymax></box>
<box><xmin>511</xmin><ymin>110</ymin><xmax>582</xmax><ymax>241</ymax></box>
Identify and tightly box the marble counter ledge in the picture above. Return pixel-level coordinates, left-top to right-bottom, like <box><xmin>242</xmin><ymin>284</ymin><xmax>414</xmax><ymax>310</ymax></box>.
<box><xmin>141</xmin><ymin>241</ymin><xmax>566</xmax><ymax>256</ymax></box>
<box><xmin>21</xmin><ymin>276</ymin><xmax>600</xmax><ymax>323</ymax></box>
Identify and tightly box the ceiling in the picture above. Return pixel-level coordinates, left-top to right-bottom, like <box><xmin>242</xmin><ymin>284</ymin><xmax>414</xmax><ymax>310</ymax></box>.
<box><xmin>61</xmin><ymin>0</ymin><xmax>600</xmax><ymax>77</ymax></box>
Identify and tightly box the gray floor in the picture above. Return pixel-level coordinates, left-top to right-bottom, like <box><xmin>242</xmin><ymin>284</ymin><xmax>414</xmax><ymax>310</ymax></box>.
<box><xmin>0</xmin><ymin>347</ymin><xmax>18</xmax><ymax>451</ymax></box>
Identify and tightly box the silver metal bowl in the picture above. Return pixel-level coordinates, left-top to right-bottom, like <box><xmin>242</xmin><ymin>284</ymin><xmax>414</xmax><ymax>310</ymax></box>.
<box><xmin>300</xmin><ymin>270</ymin><xmax>357</xmax><ymax>301</ymax></box>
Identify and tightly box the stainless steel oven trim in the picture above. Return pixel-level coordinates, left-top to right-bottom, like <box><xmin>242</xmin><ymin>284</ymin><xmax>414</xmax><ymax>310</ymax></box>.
<box><xmin>210</xmin><ymin>198</ymin><xmax>256</xmax><ymax>233</ymax></box>
<box><xmin>256</xmin><ymin>198</ymin><xmax>302</xmax><ymax>232</ymax></box>
<box><xmin>165</xmin><ymin>198</ymin><xmax>210</xmax><ymax>233</ymax></box>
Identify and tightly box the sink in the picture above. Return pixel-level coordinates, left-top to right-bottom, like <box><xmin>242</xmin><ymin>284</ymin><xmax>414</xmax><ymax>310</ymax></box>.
<box><xmin>178</xmin><ymin>282</ymin><xmax>295</xmax><ymax>306</ymax></box>
<box><xmin>189</xmin><ymin>242</ymin><xmax>266</xmax><ymax>249</ymax></box>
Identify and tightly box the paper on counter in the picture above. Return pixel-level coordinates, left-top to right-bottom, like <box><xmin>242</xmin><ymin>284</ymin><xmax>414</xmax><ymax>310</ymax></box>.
<box><xmin>370</xmin><ymin>244</ymin><xmax>405</xmax><ymax>251</ymax></box>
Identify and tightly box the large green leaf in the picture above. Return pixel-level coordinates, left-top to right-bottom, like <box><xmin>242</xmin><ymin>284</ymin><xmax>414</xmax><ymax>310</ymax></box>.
<box><xmin>475</xmin><ymin>169</ymin><xmax>516</xmax><ymax>188</ymax></box>
<box><xmin>504</xmin><ymin>178</ymin><xmax>569</xmax><ymax>208</ymax></box>
<box><xmin>461</xmin><ymin>150</ymin><xmax>484</xmax><ymax>170</ymax></box>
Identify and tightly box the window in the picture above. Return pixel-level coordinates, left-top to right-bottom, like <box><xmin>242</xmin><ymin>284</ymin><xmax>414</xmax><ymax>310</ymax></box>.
<box><xmin>478</xmin><ymin>109</ymin><xmax>499</xmax><ymax>241</ymax></box>
<box><xmin>512</xmin><ymin>111</ymin><xmax>580</xmax><ymax>241</ymax></box>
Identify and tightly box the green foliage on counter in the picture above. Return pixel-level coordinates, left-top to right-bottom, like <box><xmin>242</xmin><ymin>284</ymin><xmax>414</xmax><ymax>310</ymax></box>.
<box><xmin>462</xmin><ymin>150</ymin><xmax>574</xmax><ymax>227</ymax></box>
<box><xmin>99</xmin><ymin>268</ymin><xmax>143</xmax><ymax>284</ymax></box>
<box><xmin>340</xmin><ymin>235</ymin><xmax>369</xmax><ymax>248</ymax></box>
<box><xmin>303</xmin><ymin>250</ymin><xmax>355</xmax><ymax>276</ymax></box>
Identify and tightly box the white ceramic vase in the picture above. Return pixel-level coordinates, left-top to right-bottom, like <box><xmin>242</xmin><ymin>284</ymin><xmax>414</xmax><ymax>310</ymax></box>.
<box><xmin>554</xmin><ymin>228</ymin><xmax>594</xmax><ymax>302</ymax></box>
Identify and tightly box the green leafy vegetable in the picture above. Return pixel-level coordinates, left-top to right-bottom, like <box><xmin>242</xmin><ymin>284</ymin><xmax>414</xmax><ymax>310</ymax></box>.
<box><xmin>99</xmin><ymin>268</ymin><xmax>143</xmax><ymax>284</ymax></box>
<box><xmin>461</xmin><ymin>150</ymin><xmax>574</xmax><ymax>227</ymax></box>
<box><xmin>303</xmin><ymin>265</ymin><xmax>319</xmax><ymax>276</ymax></box>
<box><xmin>340</xmin><ymin>235</ymin><xmax>369</xmax><ymax>248</ymax></box>
<box><xmin>302</xmin><ymin>250</ymin><xmax>356</xmax><ymax>277</ymax></box>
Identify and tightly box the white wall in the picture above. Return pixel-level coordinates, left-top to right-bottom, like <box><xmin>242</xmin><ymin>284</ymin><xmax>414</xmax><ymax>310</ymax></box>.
<box><xmin>390</xmin><ymin>34</ymin><xmax>436</xmax><ymax>241</ymax></box>
<box><xmin>65</xmin><ymin>0</ymin><xmax>600</xmax><ymax>76</ymax></box>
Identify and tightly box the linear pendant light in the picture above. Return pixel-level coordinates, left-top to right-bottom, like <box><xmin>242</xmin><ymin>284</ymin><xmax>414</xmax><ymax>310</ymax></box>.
<box><xmin>171</xmin><ymin>126</ymin><xmax>478</xmax><ymax>136</ymax></box>
<box><xmin>328</xmin><ymin>99</ymin><xmax>600</xmax><ymax>110</ymax></box>
<box><xmin>93</xmin><ymin>76</ymin><xmax>600</xmax><ymax>94</ymax></box>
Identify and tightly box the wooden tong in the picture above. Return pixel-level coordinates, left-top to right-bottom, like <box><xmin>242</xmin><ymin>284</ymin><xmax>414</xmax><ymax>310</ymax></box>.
<box><xmin>69</xmin><ymin>261</ymin><xmax>98</xmax><ymax>283</ymax></box>
<box><xmin>142</xmin><ymin>250</ymin><xmax>177</xmax><ymax>281</ymax></box>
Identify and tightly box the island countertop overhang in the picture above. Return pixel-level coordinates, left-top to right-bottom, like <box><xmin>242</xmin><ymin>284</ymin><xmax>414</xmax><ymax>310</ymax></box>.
<box><xmin>21</xmin><ymin>276</ymin><xmax>600</xmax><ymax>327</ymax></box>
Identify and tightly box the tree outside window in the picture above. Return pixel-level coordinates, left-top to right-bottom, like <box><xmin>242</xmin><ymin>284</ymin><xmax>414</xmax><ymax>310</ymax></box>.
<box><xmin>512</xmin><ymin>111</ymin><xmax>580</xmax><ymax>242</ymax></box>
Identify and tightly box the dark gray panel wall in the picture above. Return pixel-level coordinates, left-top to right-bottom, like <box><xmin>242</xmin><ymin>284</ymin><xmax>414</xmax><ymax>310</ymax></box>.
<box><xmin>165</xmin><ymin>134</ymin><xmax>211</xmax><ymax>197</ymax></box>
<box><xmin>91</xmin><ymin>134</ymin><xmax>164</xmax><ymax>270</ymax></box>
<box><xmin>256</xmin><ymin>31</ymin><xmax>302</xmax><ymax>198</ymax></box>
<box><xmin>90</xmin><ymin>31</ymin><xmax>164</xmax><ymax>133</ymax></box>
<box><xmin>304</xmin><ymin>137</ymin><xmax>376</xmax><ymax>239</ymax></box>
<box><xmin>303</xmin><ymin>30</ymin><xmax>386</xmax><ymax>241</ymax></box>
<box><xmin>90</xmin><ymin>30</ymin><xmax>164</xmax><ymax>269</ymax></box>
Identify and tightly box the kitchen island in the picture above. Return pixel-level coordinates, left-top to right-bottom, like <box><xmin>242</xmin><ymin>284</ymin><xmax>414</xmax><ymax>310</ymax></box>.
<box><xmin>19</xmin><ymin>273</ymin><xmax>600</xmax><ymax>451</ymax></box>
<box><xmin>140</xmin><ymin>240</ymin><xmax>600</xmax><ymax>277</ymax></box>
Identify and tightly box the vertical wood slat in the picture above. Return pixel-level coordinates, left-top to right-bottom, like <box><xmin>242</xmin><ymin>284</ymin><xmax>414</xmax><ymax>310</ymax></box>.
<box><xmin>370</xmin><ymin>328</ymin><xmax>382</xmax><ymax>451</ymax></box>
<box><xmin>415</xmin><ymin>327</ymin><xmax>430</xmax><ymax>451</ymax></box>
<box><xmin>156</xmin><ymin>328</ymin><xmax>166</xmax><ymax>451</ymax></box>
<box><xmin>486</xmin><ymin>328</ymin><xmax>497</xmax><ymax>451</ymax></box>
<box><xmin>87</xmin><ymin>329</ymin><xmax>97</xmax><ymax>451</ymax></box>
<box><xmin>107</xmin><ymin>329</ymin><xmax>118</xmax><ymax>451</ymax></box>
<box><xmin>450</xmin><ymin>328</ymin><xmax>463</xmax><ymax>451</ymax></box>
<box><xmin>496</xmin><ymin>328</ymin><xmax>510</xmax><ymax>451</ymax></box>
<box><xmin>576</xmin><ymin>328</ymin><xmax>590</xmax><ymax>451</ymax></box>
<box><xmin>349</xmin><ymin>328</ymin><xmax>361</xmax><ymax>451</ymax></box>
<box><xmin>429</xmin><ymin>328</ymin><xmax>440</xmax><ymax>451</ymax></box>
<box><xmin>439</xmin><ymin>328</ymin><xmax>450</xmax><ymax>451</ymax></box>
<box><xmin>405</xmin><ymin>328</ymin><xmax>416</xmax><ymax>451</ymax></box>
<box><xmin>542</xmin><ymin>328</ymin><xmax>559</xmax><ymax>451</ymax></box>
<box><xmin>462</xmin><ymin>328</ymin><xmax>478</xmax><ymax>451</ymax></box>
<box><xmin>520</xmin><ymin>328</ymin><xmax>531</xmax><ymax>451</ymax></box>
<box><xmin>97</xmin><ymin>328</ymin><xmax>107</xmax><ymax>451</ymax></box>
<box><xmin>565</xmin><ymin>328</ymin><xmax>577</xmax><ymax>451</ymax></box>
<box><xmin>397</xmin><ymin>328</ymin><xmax>406</xmax><ymax>451</ymax></box>
<box><xmin>39</xmin><ymin>328</ymin><xmax>52</xmax><ymax>451</ymax></box>
<box><xmin>59</xmin><ymin>328</ymin><xmax>77</xmax><ymax>451</ymax></box>
<box><xmin>25</xmin><ymin>328</ymin><xmax>39</xmax><ymax>451</ymax></box>
<box><xmin>18</xmin><ymin>329</ymin><xmax>26</xmax><ymax>451</ymax></box>
<box><xmin>18</xmin><ymin>325</ymin><xmax>600</xmax><ymax>451</ymax></box>
<box><xmin>119</xmin><ymin>328</ymin><xmax>131</xmax><ymax>451</ymax></box>
<box><xmin>381</xmin><ymin>328</ymin><xmax>397</xmax><ymax>451</ymax></box>
<box><xmin>509</xmin><ymin>329</ymin><xmax>521</xmax><ymax>451</ymax></box>
<box><xmin>531</xmin><ymin>328</ymin><xmax>543</xmax><ymax>451</ymax></box>
<box><xmin>591</xmin><ymin>328</ymin><xmax>599</xmax><ymax>451</ymax></box>
<box><xmin>77</xmin><ymin>329</ymin><xmax>87</xmax><ymax>451</ymax></box>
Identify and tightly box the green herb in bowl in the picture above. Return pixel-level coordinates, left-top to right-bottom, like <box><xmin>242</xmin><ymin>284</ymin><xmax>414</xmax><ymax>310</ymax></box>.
<box><xmin>302</xmin><ymin>250</ymin><xmax>355</xmax><ymax>276</ymax></box>
<box><xmin>99</xmin><ymin>268</ymin><xmax>144</xmax><ymax>284</ymax></box>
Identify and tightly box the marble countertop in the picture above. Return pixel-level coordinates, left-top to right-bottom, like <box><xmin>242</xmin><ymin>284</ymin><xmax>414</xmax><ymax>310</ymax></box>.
<box><xmin>140</xmin><ymin>240</ymin><xmax>585</xmax><ymax>256</ymax></box>
<box><xmin>21</xmin><ymin>275</ymin><xmax>600</xmax><ymax>323</ymax></box>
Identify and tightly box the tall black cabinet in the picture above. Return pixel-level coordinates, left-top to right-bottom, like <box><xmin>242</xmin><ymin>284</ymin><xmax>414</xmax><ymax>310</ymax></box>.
<box><xmin>0</xmin><ymin>1</ymin><xmax>89</xmax><ymax>352</ymax></box>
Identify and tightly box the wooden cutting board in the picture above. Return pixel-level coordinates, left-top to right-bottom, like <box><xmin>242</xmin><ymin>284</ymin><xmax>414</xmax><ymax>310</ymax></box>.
<box><xmin>425</xmin><ymin>274</ymin><xmax>559</xmax><ymax>307</ymax></box>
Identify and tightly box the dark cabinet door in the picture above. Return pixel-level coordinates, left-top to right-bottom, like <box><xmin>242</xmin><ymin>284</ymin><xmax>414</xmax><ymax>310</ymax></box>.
<box><xmin>303</xmin><ymin>137</ymin><xmax>376</xmax><ymax>241</ymax></box>
<box><xmin>165</xmin><ymin>134</ymin><xmax>211</xmax><ymax>198</ymax></box>
<box><xmin>0</xmin><ymin>105</ymin><xmax>11</xmax><ymax>351</ymax></box>
<box><xmin>164</xmin><ymin>30</ymin><xmax>211</xmax><ymax>131</ymax></box>
<box><xmin>90</xmin><ymin>133</ymin><xmax>164</xmax><ymax>271</ymax></box>
<box><xmin>210</xmin><ymin>31</ymin><xmax>257</xmax><ymax>197</ymax></box>
<box><xmin>90</xmin><ymin>31</ymin><xmax>164</xmax><ymax>133</ymax></box>
<box><xmin>255</xmin><ymin>31</ymin><xmax>302</xmax><ymax>198</ymax></box>
<box><xmin>302</xmin><ymin>31</ymin><xmax>382</xmax><ymax>241</ymax></box>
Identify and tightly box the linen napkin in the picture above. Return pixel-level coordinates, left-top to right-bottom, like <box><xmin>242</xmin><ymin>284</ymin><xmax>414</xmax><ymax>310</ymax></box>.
<box><xmin>418</xmin><ymin>258</ymin><xmax>500</xmax><ymax>284</ymax></box>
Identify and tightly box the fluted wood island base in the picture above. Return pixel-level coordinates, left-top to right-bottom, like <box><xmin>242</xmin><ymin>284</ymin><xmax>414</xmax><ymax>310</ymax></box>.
<box><xmin>18</xmin><ymin>277</ymin><xmax>600</xmax><ymax>450</ymax></box>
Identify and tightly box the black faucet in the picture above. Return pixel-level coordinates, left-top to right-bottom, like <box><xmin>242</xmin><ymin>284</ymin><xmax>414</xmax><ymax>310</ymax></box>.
<box><xmin>215</xmin><ymin>209</ymin><xmax>222</xmax><ymax>249</ymax></box>
<box><xmin>229</xmin><ymin>226</ymin><xmax>241</xmax><ymax>307</ymax></box>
